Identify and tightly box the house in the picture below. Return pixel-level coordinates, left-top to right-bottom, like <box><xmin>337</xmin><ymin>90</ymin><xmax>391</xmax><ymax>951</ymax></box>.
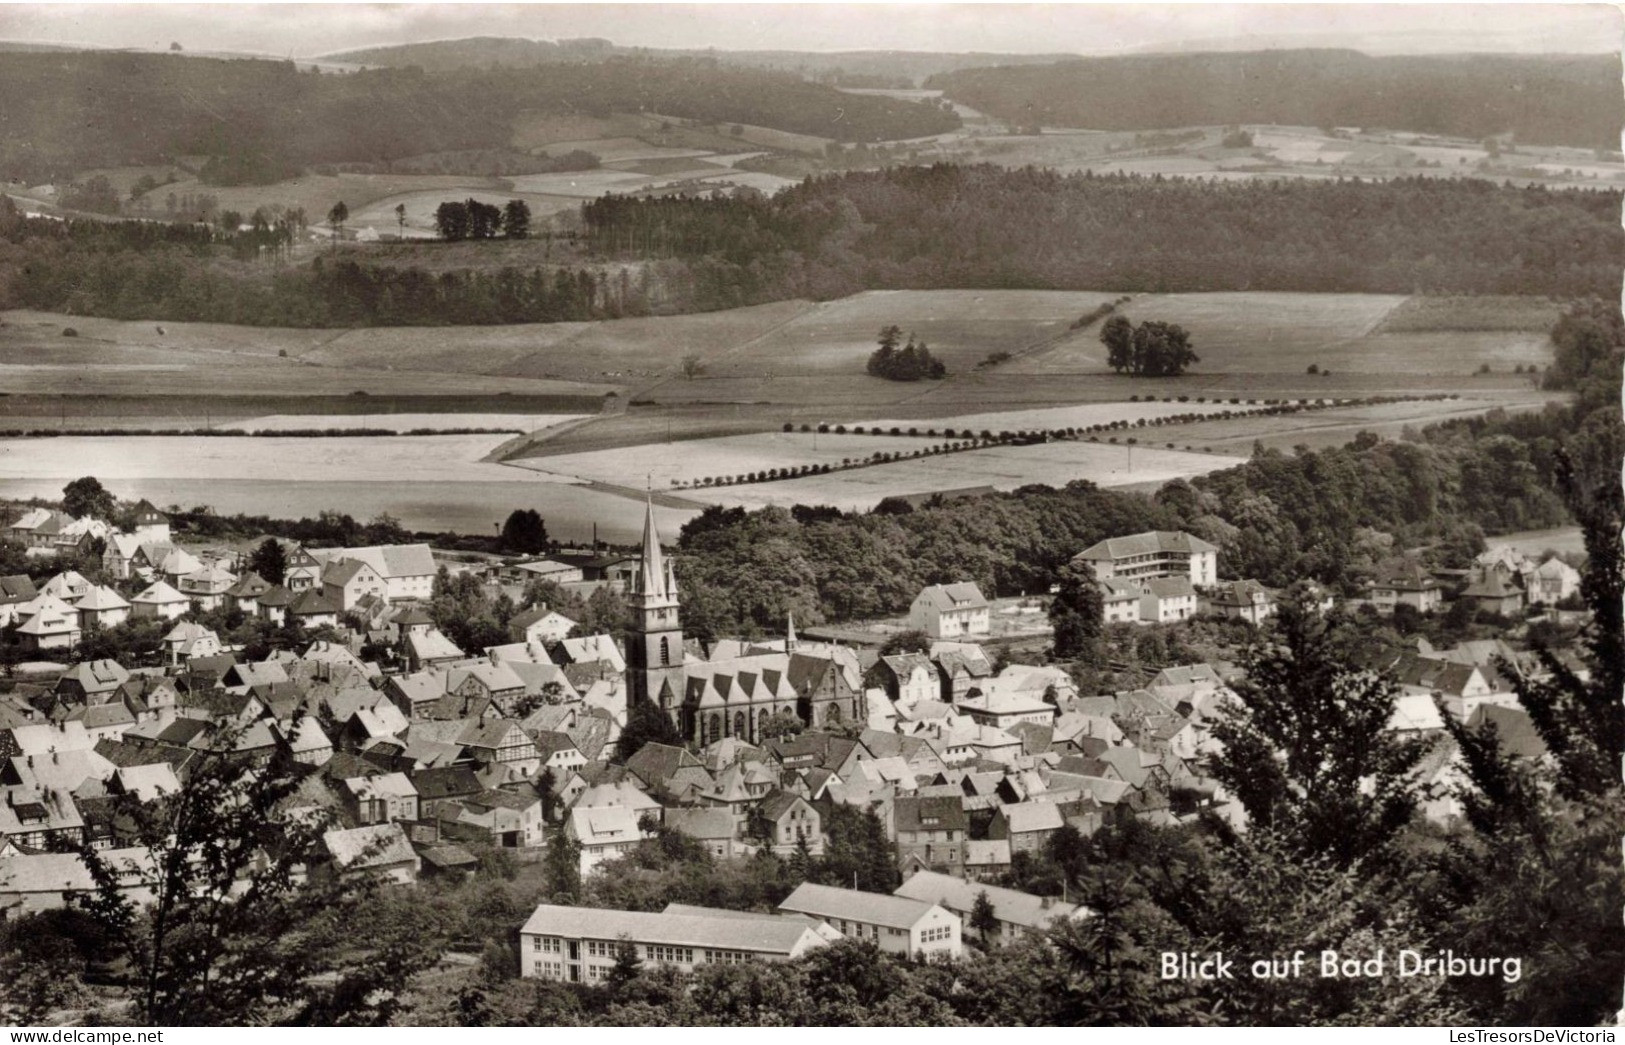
<box><xmin>162</xmin><ymin>622</ymin><xmax>221</xmax><ymax>666</ymax></box>
<box><xmin>223</xmin><ymin>572</ymin><xmax>273</xmax><ymax>615</ymax></box>
<box><xmin>871</xmin><ymin>653</ymin><xmax>939</xmax><ymax>709</ymax></box>
<box><xmin>1138</xmin><ymin>576</ymin><xmax>1198</xmax><ymax>624</ymax></box>
<box><xmin>931</xmin><ymin>642</ymin><xmax>995</xmax><ymax>703</ymax></box>
<box><xmin>778</xmin><ymin>882</ymin><xmax>962</xmax><ymax>958</ymax></box>
<box><xmin>1073</xmin><ymin>531</ymin><xmax>1218</xmax><ymax>587</ymax></box>
<box><xmin>0</xmin><ymin>575</ymin><xmax>38</xmax><ymax>626</ymax></box>
<box><xmin>519</xmin><ymin>903</ymin><xmax>831</xmax><ymax>982</ymax></box>
<box><xmin>531</xmin><ymin>731</ymin><xmax>588</xmax><ymax>777</ymax></box>
<box><xmin>130</xmin><ymin>580</ymin><xmax>190</xmax><ymax>621</ymax></box>
<box><xmin>434</xmin><ymin>789</ymin><xmax>546</xmax><ymax>848</ymax></box>
<box><xmin>308</xmin><ymin>544</ymin><xmax>436</xmax><ymax>602</ymax></box>
<box><xmin>1527</xmin><ymin>557</ymin><xmax>1581</xmax><ymax>606</ymax></box>
<box><xmin>321</xmin><ymin>823</ymin><xmax>420</xmax><ymax>884</ymax></box>
<box><xmin>509</xmin><ymin>606</ymin><xmax>578</xmax><ymax>645</ymax></box>
<box><xmin>1460</xmin><ymin>567</ymin><xmax>1525</xmax><ymax>617</ymax></box>
<box><xmin>751</xmin><ymin>790</ymin><xmax>823</xmax><ymax>856</ymax></box>
<box><xmin>130</xmin><ymin>500</ymin><xmax>170</xmax><ymax>542</ymax></box>
<box><xmin>16</xmin><ymin>599</ymin><xmax>81</xmax><ymax>651</ymax></box>
<box><xmin>73</xmin><ymin>585</ymin><xmax>131</xmax><ymax>629</ymax></box>
<box><xmin>893</xmin><ymin>794</ymin><xmax>967</xmax><ymax>871</ymax></box>
<box><xmin>155</xmin><ymin>548</ymin><xmax>204</xmax><ymax>587</ymax></box>
<box><xmin>461</xmin><ymin>720</ymin><xmax>541</xmax><ymax>776</ymax></box>
<box><xmin>404</xmin><ymin>626</ymin><xmax>464</xmax><ymax>672</ymax></box>
<box><xmin>988</xmin><ymin>800</ymin><xmax>1065</xmax><ymax>854</ymax></box>
<box><xmin>256</xmin><ymin>586</ymin><xmax>294</xmax><ymax>624</ymax></box>
<box><xmin>964</xmin><ymin>839</ymin><xmax>1012</xmax><ymax>881</ymax></box>
<box><xmin>896</xmin><ymin>870</ymin><xmax>1086</xmax><ymax>944</ymax></box>
<box><xmin>909</xmin><ymin>583</ymin><xmax>991</xmax><ymax>640</ymax></box>
<box><xmin>287</xmin><ymin>590</ymin><xmax>341</xmax><ymax>629</ymax></box>
<box><xmin>665</xmin><ymin>807</ymin><xmax>746</xmax><ymax>859</ymax></box>
<box><xmin>178</xmin><ymin>563</ymin><xmax>237</xmax><ymax>612</ymax></box>
<box><xmin>322</xmin><ymin>558</ymin><xmax>388</xmax><ymax>611</ymax></box>
<box><xmin>0</xmin><ymin>847</ymin><xmax>167</xmax><ymax>915</ymax></box>
<box><xmin>343</xmin><ymin>773</ymin><xmax>420</xmax><ymax>825</ymax></box>
<box><xmin>955</xmin><ymin>683</ymin><xmax>1057</xmax><ymax>731</ymax></box>
<box><xmin>54</xmin><ymin>659</ymin><xmax>129</xmax><ymax>703</ymax></box>
<box><xmin>284</xmin><ymin>546</ymin><xmax>323</xmax><ymax>592</ymax></box>
<box><xmin>506</xmin><ymin>558</ymin><xmax>585</xmax><ymax>585</ymax></box>
<box><xmin>1100</xmin><ymin>579</ymin><xmax>1142</xmax><ymax>624</ymax></box>
<box><xmin>1369</xmin><ymin>562</ymin><xmax>1444</xmax><ymax>614</ymax></box>
<box><xmin>566</xmin><ymin>804</ymin><xmax>653</xmax><ymax>874</ymax></box>
<box><xmin>1208</xmin><ymin>579</ymin><xmax>1276</xmax><ymax>624</ymax></box>
<box><xmin>40</xmin><ymin>571</ymin><xmax>93</xmax><ymax>604</ymax></box>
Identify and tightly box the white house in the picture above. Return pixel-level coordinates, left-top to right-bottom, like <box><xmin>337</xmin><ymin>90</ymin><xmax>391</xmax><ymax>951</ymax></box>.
<box><xmin>131</xmin><ymin>580</ymin><xmax>190</xmax><ymax>621</ymax></box>
<box><xmin>909</xmin><ymin>583</ymin><xmax>991</xmax><ymax>640</ymax></box>
<box><xmin>1527</xmin><ymin>557</ymin><xmax>1581</xmax><ymax>606</ymax></box>
<box><xmin>1138</xmin><ymin>576</ymin><xmax>1198</xmax><ymax>624</ymax></box>
<box><xmin>566</xmin><ymin>804</ymin><xmax>653</xmax><ymax>875</ymax></box>
<box><xmin>309</xmin><ymin>544</ymin><xmax>436</xmax><ymax>602</ymax></box>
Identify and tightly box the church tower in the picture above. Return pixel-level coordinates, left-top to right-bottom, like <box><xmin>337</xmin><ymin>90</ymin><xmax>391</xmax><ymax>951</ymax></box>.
<box><xmin>627</xmin><ymin>498</ymin><xmax>686</xmax><ymax>729</ymax></box>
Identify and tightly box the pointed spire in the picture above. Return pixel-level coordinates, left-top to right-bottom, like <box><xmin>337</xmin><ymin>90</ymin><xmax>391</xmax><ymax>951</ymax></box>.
<box><xmin>786</xmin><ymin>612</ymin><xmax>798</xmax><ymax>650</ymax></box>
<box><xmin>637</xmin><ymin>495</ymin><xmax>666</xmax><ymax>599</ymax></box>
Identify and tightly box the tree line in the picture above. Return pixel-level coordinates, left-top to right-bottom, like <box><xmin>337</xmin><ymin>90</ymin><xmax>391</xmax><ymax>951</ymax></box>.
<box><xmin>1100</xmin><ymin>316</ymin><xmax>1199</xmax><ymax>376</ymax></box>
<box><xmin>436</xmin><ymin>198</ymin><xmax>531</xmax><ymax>241</ymax></box>
<box><xmin>927</xmin><ymin>49</ymin><xmax>1624</xmax><ymax>150</ymax></box>
<box><xmin>0</xmin><ymin>52</ymin><xmax>959</xmax><ymax>185</ymax></box>
<box><xmin>867</xmin><ymin>325</ymin><xmax>947</xmax><ymax>380</ymax></box>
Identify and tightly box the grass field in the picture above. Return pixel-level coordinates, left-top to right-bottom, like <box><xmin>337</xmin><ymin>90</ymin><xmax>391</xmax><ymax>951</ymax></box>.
<box><xmin>682</xmin><ymin>441</ymin><xmax>1246</xmax><ymax>513</ymax></box>
<box><xmin>1373</xmin><ymin>296</ymin><xmax>1566</xmax><ymax>333</ymax></box>
<box><xmin>349</xmin><ymin>189</ymin><xmax>581</xmax><ymax>235</ymax></box>
<box><xmin>225</xmin><ymin>412</ymin><xmax>586</xmax><ymax>433</ymax></box>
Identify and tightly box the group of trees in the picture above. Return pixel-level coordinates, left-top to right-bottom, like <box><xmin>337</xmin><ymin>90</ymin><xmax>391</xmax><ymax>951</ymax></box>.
<box><xmin>435</xmin><ymin>199</ymin><xmax>531</xmax><ymax>241</ymax></box>
<box><xmin>866</xmin><ymin>325</ymin><xmax>947</xmax><ymax>381</ymax></box>
<box><xmin>1099</xmin><ymin>316</ymin><xmax>1199</xmax><ymax>377</ymax></box>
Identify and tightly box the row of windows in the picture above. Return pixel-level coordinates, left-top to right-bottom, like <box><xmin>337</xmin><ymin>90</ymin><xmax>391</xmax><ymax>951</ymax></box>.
<box><xmin>531</xmin><ymin>936</ymin><xmax>561</xmax><ymax>953</ymax></box>
<box><xmin>586</xmin><ymin>939</ymin><xmax>615</xmax><ymax>958</ymax></box>
<box><xmin>703</xmin><ymin>949</ymin><xmax>755</xmax><ymax>965</ymax></box>
<box><xmin>532</xmin><ymin>960</ymin><xmax>565</xmax><ymax>977</ymax></box>
<box><xmin>921</xmin><ymin>926</ymin><xmax>954</xmax><ymax>943</ymax></box>
<box><xmin>647</xmin><ymin>945</ymin><xmax>694</xmax><ymax>964</ymax></box>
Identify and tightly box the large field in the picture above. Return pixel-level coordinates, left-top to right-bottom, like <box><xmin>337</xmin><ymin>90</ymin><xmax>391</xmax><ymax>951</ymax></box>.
<box><xmin>679</xmin><ymin>441</ymin><xmax>1246</xmax><ymax>513</ymax></box>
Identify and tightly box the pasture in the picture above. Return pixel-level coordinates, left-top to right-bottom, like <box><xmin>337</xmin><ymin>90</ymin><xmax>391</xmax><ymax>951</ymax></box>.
<box><xmin>683</xmin><ymin>441</ymin><xmax>1246</xmax><ymax>513</ymax></box>
<box><xmin>224</xmin><ymin>412</ymin><xmax>586</xmax><ymax>433</ymax></box>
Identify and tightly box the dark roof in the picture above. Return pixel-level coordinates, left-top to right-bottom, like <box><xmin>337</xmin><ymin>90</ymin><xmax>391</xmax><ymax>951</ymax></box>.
<box><xmin>0</xmin><ymin>575</ymin><xmax>37</xmax><ymax>601</ymax></box>
<box><xmin>894</xmin><ymin>794</ymin><xmax>969</xmax><ymax>832</ymax></box>
<box><xmin>755</xmin><ymin>788</ymin><xmax>808</xmax><ymax>822</ymax></box>
<box><xmin>626</xmin><ymin>742</ymin><xmax>703</xmax><ymax>789</ymax></box>
<box><xmin>289</xmin><ymin>590</ymin><xmax>340</xmax><ymax>615</ymax></box>
<box><xmin>258</xmin><ymin>586</ymin><xmax>295</xmax><ymax>607</ymax></box>
<box><xmin>531</xmin><ymin>730</ymin><xmax>579</xmax><ymax>759</ymax></box>
<box><xmin>409</xmin><ymin>765</ymin><xmax>482</xmax><ymax>801</ymax></box>
<box><xmin>226</xmin><ymin>572</ymin><xmax>272</xmax><ymax>598</ymax></box>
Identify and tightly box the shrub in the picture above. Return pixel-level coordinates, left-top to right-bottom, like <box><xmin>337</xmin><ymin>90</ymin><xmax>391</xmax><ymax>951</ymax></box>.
<box><xmin>1307</xmin><ymin>364</ymin><xmax>1320</xmax><ymax>374</ymax></box>
<box><xmin>62</xmin><ymin>327</ymin><xmax>78</xmax><ymax>337</ymax></box>
<box><xmin>783</xmin><ymin>422</ymin><xmax>794</xmax><ymax>432</ymax></box>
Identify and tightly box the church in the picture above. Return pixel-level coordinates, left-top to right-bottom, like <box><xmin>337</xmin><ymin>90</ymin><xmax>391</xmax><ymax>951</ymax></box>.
<box><xmin>627</xmin><ymin>501</ymin><xmax>866</xmax><ymax>746</ymax></box>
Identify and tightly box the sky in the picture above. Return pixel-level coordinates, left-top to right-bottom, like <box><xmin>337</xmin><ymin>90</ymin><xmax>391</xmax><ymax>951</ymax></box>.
<box><xmin>0</xmin><ymin>2</ymin><xmax>1617</xmax><ymax>58</ymax></box>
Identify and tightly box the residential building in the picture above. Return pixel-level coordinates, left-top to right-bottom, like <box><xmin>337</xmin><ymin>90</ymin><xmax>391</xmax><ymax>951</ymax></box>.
<box><xmin>1207</xmin><ymin>579</ymin><xmax>1276</xmax><ymax>624</ymax></box>
<box><xmin>1101</xmin><ymin>579</ymin><xmax>1142</xmax><ymax>624</ymax></box>
<box><xmin>130</xmin><ymin>580</ymin><xmax>190</xmax><ymax>621</ymax></box>
<box><xmin>778</xmin><ymin>882</ymin><xmax>962</xmax><ymax>958</ymax></box>
<box><xmin>893</xmin><ymin>794</ymin><xmax>967</xmax><ymax>870</ymax></box>
<box><xmin>308</xmin><ymin>544</ymin><xmax>436</xmax><ymax>602</ymax></box>
<box><xmin>909</xmin><ymin>583</ymin><xmax>991</xmax><ymax>640</ymax></box>
<box><xmin>322</xmin><ymin>558</ymin><xmax>388</xmax><ymax>611</ymax></box>
<box><xmin>566</xmin><ymin>804</ymin><xmax>653</xmax><ymax>874</ymax></box>
<box><xmin>16</xmin><ymin>598</ymin><xmax>80</xmax><ymax>651</ymax></box>
<box><xmin>178</xmin><ymin>564</ymin><xmax>237</xmax><ymax>612</ymax></box>
<box><xmin>509</xmin><ymin>606</ymin><xmax>578</xmax><ymax>645</ymax></box>
<box><xmin>1138</xmin><ymin>576</ymin><xmax>1198</xmax><ymax>624</ymax></box>
<box><xmin>1460</xmin><ymin>567</ymin><xmax>1525</xmax><ymax>617</ymax></box>
<box><xmin>752</xmin><ymin>790</ymin><xmax>823</xmax><ymax>855</ymax></box>
<box><xmin>519</xmin><ymin>903</ymin><xmax>830</xmax><ymax>983</ymax></box>
<box><xmin>74</xmin><ymin>585</ymin><xmax>131</xmax><ymax>629</ymax></box>
<box><xmin>1369</xmin><ymin>562</ymin><xmax>1444</xmax><ymax>614</ymax></box>
<box><xmin>1527</xmin><ymin>557</ymin><xmax>1581</xmax><ymax>606</ymax></box>
<box><xmin>988</xmin><ymin>800</ymin><xmax>1065</xmax><ymax>854</ymax></box>
<box><xmin>321</xmin><ymin>823</ymin><xmax>420</xmax><ymax>884</ymax></box>
<box><xmin>1073</xmin><ymin>531</ymin><xmax>1218</xmax><ymax>587</ymax></box>
<box><xmin>343</xmin><ymin>773</ymin><xmax>420</xmax><ymax>825</ymax></box>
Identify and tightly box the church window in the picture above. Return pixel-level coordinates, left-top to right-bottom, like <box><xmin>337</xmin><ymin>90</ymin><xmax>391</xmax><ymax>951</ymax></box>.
<box><xmin>659</xmin><ymin>636</ymin><xmax>670</xmax><ymax>666</ymax></box>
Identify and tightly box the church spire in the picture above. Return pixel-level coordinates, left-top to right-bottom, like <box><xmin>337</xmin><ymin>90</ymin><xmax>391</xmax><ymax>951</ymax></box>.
<box><xmin>637</xmin><ymin>495</ymin><xmax>666</xmax><ymax>599</ymax></box>
<box><xmin>786</xmin><ymin>612</ymin><xmax>798</xmax><ymax>650</ymax></box>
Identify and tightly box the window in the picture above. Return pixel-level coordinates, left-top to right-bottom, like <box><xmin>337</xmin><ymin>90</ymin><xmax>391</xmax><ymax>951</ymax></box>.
<box><xmin>659</xmin><ymin>636</ymin><xmax>671</xmax><ymax>666</ymax></box>
<box><xmin>919</xmin><ymin>925</ymin><xmax>954</xmax><ymax>944</ymax></box>
<box><xmin>586</xmin><ymin>939</ymin><xmax>614</xmax><ymax>958</ymax></box>
<box><xmin>648</xmin><ymin>945</ymin><xmax>694</xmax><ymax>964</ymax></box>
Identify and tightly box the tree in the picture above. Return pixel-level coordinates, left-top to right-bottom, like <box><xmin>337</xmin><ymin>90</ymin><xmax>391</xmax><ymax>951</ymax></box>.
<box><xmin>759</xmin><ymin>708</ymin><xmax>804</xmax><ymax>742</ymax></box>
<box><xmin>969</xmin><ymin>891</ymin><xmax>1000</xmax><ymax>944</ymax></box>
<box><xmin>877</xmin><ymin>629</ymin><xmax>931</xmax><ymax>656</ymax></box>
<box><xmin>71</xmin><ymin>722</ymin><xmax>435</xmax><ymax>1024</ymax></box>
<box><xmin>1206</xmin><ymin>584</ymin><xmax>1426</xmax><ymax>867</ymax></box>
<box><xmin>606</xmin><ymin>936</ymin><xmax>642</xmax><ymax>990</ymax></box>
<box><xmin>542</xmin><ymin>826</ymin><xmax>582</xmax><ymax>904</ymax></box>
<box><xmin>1100</xmin><ymin>314</ymin><xmax>1134</xmax><ymax>373</ymax></box>
<box><xmin>1048</xmin><ymin>560</ymin><xmax>1104</xmax><ymax>662</ymax></box>
<box><xmin>502</xmin><ymin>198</ymin><xmax>531</xmax><ymax>239</ymax></box>
<box><xmin>394</xmin><ymin>203</ymin><xmax>406</xmax><ymax>235</ymax></box>
<box><xmin>499</xmin><ymin>509</ymin><xmax>549</xmax><ymax>554</ymax></box>
<box><xmin>680</xmin><ymin>353</ymin><xmax>704</xmax><ymax>379</ymax></box>
<box><xmin>248</xmin><ymin>537</ymin><xmax>288</xmax><ymax>586</ymax></box>
<box><xmin>435</xmin><ymin>201</ymin><xmax>470</xmax><ymax>242</ymax></box>
<box><xmin>616</xmin><ymin>697</ymin><xmax>683</xmax><ymax>762</ymax></box>
<box><xmin>62</xmin><ymin>476</ymin><xmax>115</xmax><ymax>520</ymax></box>
<box><xmin>325</xmin><ymin>201</ymin><xmax>348</xmax><ymax>245</ymax></box>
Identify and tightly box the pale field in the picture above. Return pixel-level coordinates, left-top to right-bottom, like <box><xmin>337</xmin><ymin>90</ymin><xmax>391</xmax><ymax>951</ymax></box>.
<box><xmin>225</xmin><ymin>413</ymin><xmax>587</xmax><ymax>433</ymax></box>
<box><xmin>511</xmin><ymin>431</ymin><xmax>943</xmax><ymax>487</ymax></box>
<box><xmin>504</xmin><ymin>170</ymin><xmax>693</xmax><ymax>197</ymax></box>
<box><xmin>527</xmin><ymin>138</ymin><xmax>713</xmax><ymax>164</ymax></box>
<box><xmin>1485</xmin><ymin>526</ymin><xmax>1587</xmax><ymax>560</ymax></box>
<box><xmin>0</xmin><ymin>434</ymin><xmax>551</xmax><ymax>484</ymax></box>
<box><xmin>348</xmin><ymin>190</ymin><xmax>581</xmax><ymax>234</ymax></box>
<box><xmin>509</xmin><ymin>113</ymin><xmax>651</xmax><ymax>152</ymax></box>
<box><xmin>155</xmin><ymin>172</ymin><xmax>507</xmax><ymax>223</ymax></box>
<box><xmin>684</xmin><ymin>441</ymin><xmax>1246</xmax><ymax>512</ymax></box>
<box><xmin>694</xmin><ymin>171</ymin><xmax>801</xmax><ymax>193</ymax></box>
<box><xmin>852</xmin><ymin>400</ymin><xmax>1258</xmax><ymax>434</ymax></box>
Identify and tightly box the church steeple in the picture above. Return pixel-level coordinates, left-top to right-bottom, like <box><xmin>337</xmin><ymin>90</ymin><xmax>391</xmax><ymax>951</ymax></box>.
<box><xmin>786</xmin><ymin>612</ymin><xmax>798</xmax><ymax>651</ymax></box>
<box><xmin>637</xmin><ymin>496</ymin><xmax>666</xmax><ymax>599</ymax></box>
<box><xmin>627</xmin><ymin>496</ymin><xmax>685</xmax><ymax>734</ymax></box>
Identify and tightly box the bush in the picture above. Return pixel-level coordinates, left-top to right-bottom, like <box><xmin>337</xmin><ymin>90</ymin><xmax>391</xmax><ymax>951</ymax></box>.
<box><xmin>1306</xmin><ymin>364</ymin><xmax>1320</xmax><ymax>374</ymax></box>
<box><xmin>62</xmin><ymin>327</ymin><xmax>77</xmax><ymax>337</ymax></box>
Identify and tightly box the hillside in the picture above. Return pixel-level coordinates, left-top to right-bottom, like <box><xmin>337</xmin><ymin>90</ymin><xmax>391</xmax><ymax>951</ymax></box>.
<box><xmin>325</xmin><ymin>36</ymin><xmax>1076</xmax><ymax>85</ymax></box>
<box><xmin>0</xmin><ymin>51</ymin><xmax>959</xmax><ymax>184</ymax></box>
<box><xmin>930</xmin><ymin>49</ymin><xmax>1624</xmax><ymax>148</ymax></box>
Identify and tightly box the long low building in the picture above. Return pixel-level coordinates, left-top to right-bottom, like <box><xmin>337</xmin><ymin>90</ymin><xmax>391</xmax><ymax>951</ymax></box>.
<box><xmin>894</xmin><ymin>869</ymin><xmax>1088</xmax><ymax>945</ymax></box>
<box><xmin>519</xmin><ymin>903</ymin><xmax>832</xmax><ymax>983</ymax></box>
<box><xmin>777</xmin><ymin>881</ymin><xmax>962</xmax><ymax>958</ymax></box>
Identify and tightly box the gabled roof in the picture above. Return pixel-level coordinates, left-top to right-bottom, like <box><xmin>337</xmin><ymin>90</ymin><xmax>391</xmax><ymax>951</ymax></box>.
<box><xmin>310</xmin><ymin>544</ymin><xmax>436</xmax><ymax>580</ymax></box>
<box><xmin>323</xmin><ymin>823</ymin><xmax>416</xmax><ymax>869</ymax></box>
<box><xmin>914</xmin><ymin>582</ymin><xmax>988</xmax><ymax>612</ymax></box>
<box><xmin>0</xmin><ymin>575</ymin><xmax>37</xmax><ymax>602</ymax></box>
<box><xmin>1077</xmin><ymin>530</ymin><xmax>1217</xmax><ymax>561</ymax></box>
<box><xmin>1141</xmin><ymin>576</ymin><xmax>1197</xmax><ymax>599</ymax></box>
<box><xmin>288</xmin><ymin>590</ymin><xmax>340</xmax><ymax>615</ymax></box>
<box><xmin>997</xmin><ymin>800</ymin><xmax>1066</xmax><ymax>834</ymax></box>
<box><xmin>226</xmin><ymin>572</ymin><xmax>273</xmax><ymax>598</ymax></box>
<box><xmin>665</xmin><ymin>806</ymin><xmax>738</xmax><ymax>840</ymax></box>
<box><xmin>778</xmin><ymin>882</ymin><xmax>941</xmax><ymax>930</ymax></box>
<box><xmin>625</xmin><ymin>742</ymin><xmax>703</xmax><ymax>789</ymax></box>
<box><xmin>75</xmin><ymin>585</ymin><xmax>131</xmax><ymax>612</ymax></box>
<box><xmin>894</xmin><ymin>794</ymin><xmax>968</xmax><ymax>832</ymax></box>
<box><xmin>132</xmin><ymin>580</ymin><xmax>188</xmax><ymax>605</ymax></box>
<box><xmin>522</xmin><ymin>903</ymin><xmax>826</xmax><ymax>956</ymax></box>
<box><xmin>896</xmin><ymin>870</ymin><xmax>1083</xmax><ymax>929</ymax></box>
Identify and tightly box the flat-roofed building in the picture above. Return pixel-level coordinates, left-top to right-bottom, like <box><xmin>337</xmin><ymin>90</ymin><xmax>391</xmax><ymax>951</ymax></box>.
<box><xmin>1073</xmin><ymin>531</ymin><xmax>1218</xmax><ymax>587</ymax></box>
<box><xmin>519</xmin><ymin>903</ymin><xmax>831</xmax><ymax>983</ymax></box>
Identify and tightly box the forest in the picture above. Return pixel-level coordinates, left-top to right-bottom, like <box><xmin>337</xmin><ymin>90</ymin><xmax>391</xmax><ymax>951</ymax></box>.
<box><xmin>0</xmin><ymin>52</ymin><xmax>959</xmax><ymax>184</ymax></box>
<box><xmin>2</xmin><ymin>169</ymin><xmax>1619</xmax><ymax>327</ymax></box>
<box><xmin>929</xmin><ymin>49</ymin><xmax>1625</xmax><ymax>149</ymax></box>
